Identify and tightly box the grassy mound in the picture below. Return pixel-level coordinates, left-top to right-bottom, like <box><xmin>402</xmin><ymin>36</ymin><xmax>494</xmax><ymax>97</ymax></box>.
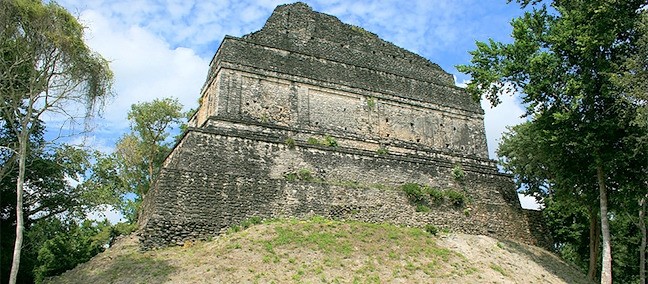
<box><xmin>46</xmin><ymin>217</ymin><xmax>590</xmax><ymax>283</ymax></box>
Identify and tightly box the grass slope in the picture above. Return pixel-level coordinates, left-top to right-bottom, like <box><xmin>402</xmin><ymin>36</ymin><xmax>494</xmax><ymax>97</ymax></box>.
<box><xmin>46</xmin><ymin>217</ymin><xmax>590</xmax><ymax>283</ymax></box>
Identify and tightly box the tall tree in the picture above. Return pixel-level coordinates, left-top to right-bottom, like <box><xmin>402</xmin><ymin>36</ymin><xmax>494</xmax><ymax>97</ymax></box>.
<box><xmin>0</xmin><ymin>1</ymin><xmax>113</xmax><ymax>283</ymax></box>
<box><xmin>615</xmin><ymin>10</ymin><xmax>648</xmax><ymax>284</ymax></box>
<box><xmin>457</xmin><ymin>1</ymin><xmax>646</xmax><ymax>283</ymax></box>
<box><xmin>126</xmin><ymin>97</ymin><xmax>182</xmax><ymax>194</ymax></box>
<box><xmin>497</xmin><ymin>121</ymin><xmax>602</xmax><ymax>279</ymax></box>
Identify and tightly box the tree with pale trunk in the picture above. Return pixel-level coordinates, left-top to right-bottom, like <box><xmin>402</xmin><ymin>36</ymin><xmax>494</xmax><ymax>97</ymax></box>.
<box><xmin>0</xmin><ymin>0</ymin><xmax>113</xmax><ymax>283</ymax></box>
<box><xmin>457</xmin><ymin>0</ymin><xmax>646</xmax><ymax>283</ymax></box>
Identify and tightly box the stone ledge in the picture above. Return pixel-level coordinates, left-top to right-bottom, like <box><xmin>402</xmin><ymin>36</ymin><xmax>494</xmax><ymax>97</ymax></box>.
<box><xmin>205</xmin><ymin>38</ymin><xmax>481</xmax><ymax>114</ymax></box>
<box><xmin>191</xmin><ymin>117</ymin><xmax>502</xmax><ymax>176</ymax></box>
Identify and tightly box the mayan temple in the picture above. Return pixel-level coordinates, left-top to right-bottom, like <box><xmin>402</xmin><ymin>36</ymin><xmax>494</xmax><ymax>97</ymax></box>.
<box><xmin>138</xmin><ymin>2</ymin><xmax>549</xmax><ymax>249</ymax></box>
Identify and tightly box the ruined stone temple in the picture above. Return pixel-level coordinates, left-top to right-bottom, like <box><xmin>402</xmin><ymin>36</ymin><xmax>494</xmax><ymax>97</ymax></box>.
<box><xmin>139</xmin><ymin>2</ymin><xmax>548</xmax><ymax>249</ymax></box>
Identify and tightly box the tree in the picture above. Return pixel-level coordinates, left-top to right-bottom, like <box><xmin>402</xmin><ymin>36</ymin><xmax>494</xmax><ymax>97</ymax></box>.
<box><xmin>126</xmin><ymin>97</ymin><xmax>182</xmax><ymax>195</ymax></box>
<box><xmin>0</xmin><ymin>121</ymin><xmax>122</xmax><ymax>282</ymax></box>
<box><xmin>0</xmin><ymin>1</ymin><xmax>113</xmax><ymax>283</ymax></box>
<box><xmin>614</xmin><ymin>10</ymin><xmax>648</xmax><ymax>284</ymax></box>
<box><xmin>82</xmin><ymin>98</ymin><xmax>184</xmax><ymax>223</ymax></box>
<box><xmin>497</xmin><ymin>121</ymin><xmax>602</xmax><ymax>279</ymax></box>
<box><xmin>457</xmin><ymin>1</ymin><xmax>646</xmax><ymax>283</ymax></box>
<box><xmin>32</xmin><ymin>218</ymin><xmax>113</xmax><ymax>283</ymax></box>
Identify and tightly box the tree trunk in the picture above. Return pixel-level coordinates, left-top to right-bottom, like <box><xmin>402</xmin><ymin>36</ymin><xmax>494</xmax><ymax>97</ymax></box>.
<box><xmin>9</xmin><ymin>128</ymin><xmax>28</xmax><ymax>284</ymax></box>
<box><xmin>147</xmin><ymin>144</ymin><xmax>156</xmax><ymax>193</ymax></box>
<box><xmin>597</xmin><ymin>165</ymin><xmax>612</xmax><ymax>284</ymax></box>
<box><xmin>588</xmin><ymin>205</ymin><xmax>601</xmax><ymax>281</ymax></box>
<box><xmin>640</xmin><ymin>194</ymin><xmax>646</xmax><ymax>284</ymax></box>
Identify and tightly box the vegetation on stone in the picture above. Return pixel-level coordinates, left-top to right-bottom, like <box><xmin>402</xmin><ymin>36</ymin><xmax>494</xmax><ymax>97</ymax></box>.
<box><xmin>401</xmin><ymin>183</ymin><xmax>467</xmax><ymax>209</ymax></box>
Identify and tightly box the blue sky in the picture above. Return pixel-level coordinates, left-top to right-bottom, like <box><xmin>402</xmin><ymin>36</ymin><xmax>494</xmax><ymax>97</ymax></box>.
<box><xmin>54</xmin><ymin>0</ymin><xmax>538</xmax><ymax>214</ymax></box>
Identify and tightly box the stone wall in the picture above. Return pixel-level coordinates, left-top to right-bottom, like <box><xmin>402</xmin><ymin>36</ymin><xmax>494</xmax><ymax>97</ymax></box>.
<box><xmin>191</xmin><ymin>67</ymin><xmax>488</xmax><ymax>159</ymax></box>
<box><xmin>140</xmin><ymin>121</ymin><xmax>549</xmax><ymax>249</ymax></box>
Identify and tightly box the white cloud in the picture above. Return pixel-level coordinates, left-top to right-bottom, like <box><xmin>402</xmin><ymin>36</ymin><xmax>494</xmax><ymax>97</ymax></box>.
<box><xmin>518</xmin><ymin>194</ymin><xmax>543</xmax><ymax>210</ymax></box>
<box><xmin>68</xmin><ymin>134</ymin><xmax>115</xmax><ymax>154</ymax></box>
<box><xmin>87</xmin><ymin>205</ymin><xmax>125</xmax><ymax>224</ymax></box>
<box><xmin>78</xmin><ymin>9</ymin><xmax>208</xmax><ymax>136</ymax></box>
<box><xmin>481</xmin><ymin>91</ymin><xmax>526</xmax><ymax>160</ymax></box>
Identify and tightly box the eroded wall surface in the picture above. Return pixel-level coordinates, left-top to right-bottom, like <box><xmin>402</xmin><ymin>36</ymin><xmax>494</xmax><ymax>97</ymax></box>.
<box><xmin>140</xmin><ymin>126</ymin><xmax>545</xmax><ymax>249</ymax></box>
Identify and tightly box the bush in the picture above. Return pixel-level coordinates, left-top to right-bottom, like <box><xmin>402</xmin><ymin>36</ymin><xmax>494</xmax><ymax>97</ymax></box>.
<box><xmin>297</xmin><ymin>168</ymin><xmax>314</xmax><ymax>181</ymax></box>
<box><xmin>424</xmin><ymin>224</ymin><xmax>439</xmax><ymax>236</ymax></box>
<box><xmin>324</xmin><ymin>135</ymin><xmax>338</xmax><ymax>147</ymax></box>
<box><xmin>285</xmin><ymin>169</ymin><xmax>315</xmax><ymax>182</ymax></box>
<box><xmin>249</xmin><ymin>216</ymin><xmax>263</xmax><ymax>225</ymax></box>
<box><xmin>376</xmin><ymin>146</ymin><xmax>389</xmax><ymax>155</ymax></box>
<box><xmin>307</xmin><ymin>135</ymin><xmax>338</xmax><ymax>148</ymax></box>
<box><xmin>284</xmin><ymin>172</ymin><xmax>298</xmax><ymax>181</ymax></box>
<box><xmin>366</xmin><ymin>97</ymin><xmax>376</xmax><ymax>109</ymax></box>
<box><xmin>446</xmin><ymin>190</ymin><xmax>466</xmax><ymax>207</ymax></box>
<box><xmin>285</xmin><ymin>137</ymin><xmax>296</xmax><ymax>149</ymax></box>
<box><xmin>402</xmin><ymin>183</ymin><xmax>425</xmax><ymax>204</ymax></box>
<box><xmin>452</xmin><ymin>164</ymin><xmax>465</xmax><ymax>181</ymax></box>
<box><xmin>426</xmin><ymin>186</ymin><xmax>444</xmax><ymax>201</ymax></box>
<box><xmin>241</xmin><ymin>216</ymin><xmax>263</xmax><ymax>229</ymax></box>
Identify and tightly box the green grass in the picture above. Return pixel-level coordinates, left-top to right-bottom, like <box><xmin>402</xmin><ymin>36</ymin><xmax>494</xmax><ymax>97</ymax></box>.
<box><xmin>249</xmin><ymin>217</ymin><xmax>469</xmax><ymax>281</ymax></box>
<box><xmin>490</xmin><ymin>263</ymin><xmax>509</xmax><ymax>277</ymax></box>
<box><xmin>45</xmin><ymin>216</ymin><xmax>589</xmax><ymax>284</ymax></box>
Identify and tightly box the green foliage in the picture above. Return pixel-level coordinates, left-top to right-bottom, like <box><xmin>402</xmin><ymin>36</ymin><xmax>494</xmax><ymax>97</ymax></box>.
<box><xmin>31</xmin><ymin>219</ymin><xmax>114</xmax><ymax>283</ymax></box>
<box><xmin>127</xmin><ymin>98</ymin><xmax>183</xmax><ymax>189</ymax></box>
<box><xmin>306</xmin><ymin>135</ymin><xmax>338</xmax><ymax>148</ymax></box>
<box><xmin>614</xmin><ymin>11</ymin><xmax>648</xmax><ymax>128</ymax></box>
<box><xmin>128</xmin><ymin>99</ymin><xmax>183</xmax><ymax>142</ymax></box>
<box><xmin>112</xmin><ymin>222</ymin><xmax>137</xmax><ymax>236</ymax></box>
<box><xmin>458</xmin><ymin>1</ymin><xmax>647</xmax><ymax>281</ymax></box>
<box><xmin>451</xmin><ymin>164</ymin><xmax>465</xmax><ymax>182</ymax></box>
<box><xmin>0</xmin><ymin>124</ymin><xmax>125</xmax><ymax>282</ymax></box>
<box><xmin>284</xmin><ymin>169</ymin><xmax>315</xmax><ymax>182</ymax></box>
<box><xmin>284</xmin><ymin>137</ymin><xmax>296</xmax><ymax>149</ymax></box>
<box><xmin>1</xmin><ymin>0</ymin><xmax>115</xmax><ymax>280</ymax></box>
<box><xmin>297</xmin><ymin>169</ymin><xmax>314</xmax><ymax>181</ymax></box>
<box><xmin>489</xmin><ymin>263</ymin><xmax>509</xmax><ymax>277</ymax></box>
<box><xmin>445</xmin><ymin>190</ymin><xmax>466</xmax><ymax>207</ymax></box>
<box><xmin>401</xmin><ymin>183</ymin><xmax>467</xmax><ymax>209</ymax></box>
<box><xmin>426</xmin><ymin>187</ymin><xmax>445</xmax><ymax>201</ymax></box>
<box><xmin>174</xmin><ymin>108</ymin><xmax>197</xmax><ymax>142</ymax></box>
<box><xmin>376</xmin><ymin>146</ymin><xmax>389</xmax><ymax>155</ymax></box>
<box><xmin>402</xmin><ymin>183</ymin><xmax>426</xmax><ymax>204</ymax></box>
<box><xmin>324</xmin><ymin>135</ymin><xmax>338</xmax><ymax>147</ymax></box>
<box><xmin>424</xmin><ymin>224</ymin><xmax>439</xmax><ymax>236</ymax></box>
<box><xmin>366</xmin><ymin>97</ymin><xmax>376</xmax><ymax>109</ymax></box>
<box><xmin>86</xmin><ymin>97</ymin><xmax>185</xmax><ymax>221</ymax></box>
<box><xmin>284</xmin><ymin>172</ymin><xmax>298</xmax><ymax>182</ymax></box>
<box><xmin>416</xmin><ymin>205</ymin><xmax>431</xmax><ymax>213</ymax></box>
<box><xmin>240</xmin><ymin>216</ymin><xmax>263</xmax><ymax>230</ymax></box>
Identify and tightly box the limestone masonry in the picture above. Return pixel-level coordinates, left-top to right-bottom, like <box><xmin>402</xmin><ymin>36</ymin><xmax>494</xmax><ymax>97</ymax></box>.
<box><xmin>138</xmin><ymin>2</ymin><xmax>550</xmax><ymax>249</ymax></box>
